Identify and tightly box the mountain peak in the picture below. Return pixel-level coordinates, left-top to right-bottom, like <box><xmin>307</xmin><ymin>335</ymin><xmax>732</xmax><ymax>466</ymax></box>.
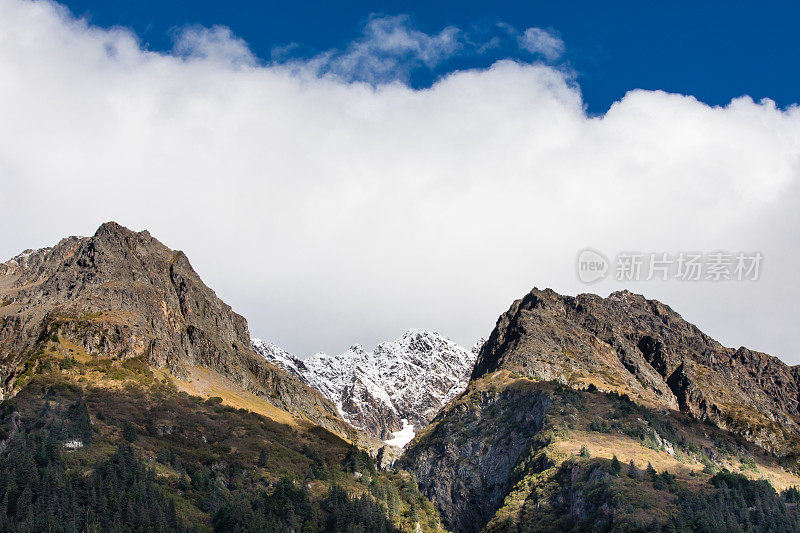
<box><xmin>400</xmin><ymin>328</ymin><xmax>442</xmax><ymax>338</ymax></box>
<box><xmin>94</xmin><ymin>220</ymin><xmax>129</xmax><ymax>235</ymax></box>
<box><xmin>472</xmin><ymin>286</ymin><xmax>800</xmax><ymax>454</ymax></box>
<box><xmin>255</xmin><ymin>330</ymin><xmax>478</xmax><ymax>442</ymax></box>
<box><xmin>0</xmin><ymin>225</ymin><xmax>349</xmax><ymax>437</ymax></box>
<box><xmin>92</xmin><ymin>221</ymin><xmax>154</xmax><ymax>243</ymax></box>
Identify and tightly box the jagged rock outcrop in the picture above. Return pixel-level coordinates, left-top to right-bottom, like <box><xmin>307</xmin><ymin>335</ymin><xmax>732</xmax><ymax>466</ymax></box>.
<box><xmin>0</xmin><ymin>222</ymin><xmax>349</xmax><ymax>436</ymax></box>
<box><xmin>473</xmin><ymin>287</ymin><xmax>800</xmax><ymax>453</ymax></box>
<box><xmin>254</xmin><ymin>330</ymin><xmax>480</xmax><ymax>440</ymax></box>
<box><xmin>402</xmin><ymin>287</ymin><xmax>800</xmax><ymax>532</ymax></box>
<box><xmin>401</xmin><ymin>378</ymin><xmax>551</xmax><ymax>532</ymax></box>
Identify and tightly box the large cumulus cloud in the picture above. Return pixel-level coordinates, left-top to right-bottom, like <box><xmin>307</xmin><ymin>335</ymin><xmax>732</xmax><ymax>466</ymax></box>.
<box><xmin>1</xmin><ymin>0</ymin><xmax>799</xmax><ymax>360</ymax></box>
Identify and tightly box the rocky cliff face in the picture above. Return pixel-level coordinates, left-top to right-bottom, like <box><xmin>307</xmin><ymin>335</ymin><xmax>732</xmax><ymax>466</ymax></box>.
<box><xmin>254</xmin><ymin>330</ymin><xmax>479</xmax><ymax>440</ymax></box>
<box><xmin>402</xmin><ymin>288</ymin><xmax>800</xmax><ymax>532</ymax></box>
<box><xmin>401</xmin><ymin>376</ymin><xmax>551</xmax><ymax>533</ymax></box>
<box><xmin>0</xmin><ymin>222</ymin><xmax>348</xmax><ymax>435</ymax></box>
<box><xmin>472</xmin><ymin>287</ymin><xmax>800</xmax><ymax>454</ymax></box>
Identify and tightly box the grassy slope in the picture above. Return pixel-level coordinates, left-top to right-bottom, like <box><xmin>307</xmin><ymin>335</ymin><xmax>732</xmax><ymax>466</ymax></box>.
<box><xmin>0</xmin><ymin>336</ymin><xmax>442</xmax><ymax>532</ymax></box>
<box><xmin>408</xmin><ymin>371</ymin><xmax>800</xmax><ymax>531</ymax></box>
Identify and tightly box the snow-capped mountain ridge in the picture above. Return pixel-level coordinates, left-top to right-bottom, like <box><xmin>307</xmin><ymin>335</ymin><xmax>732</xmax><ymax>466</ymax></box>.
<box><xmin>253</xmin><ymin>330</ymin><xmax>480</xmax><ymax>442</ymax></box>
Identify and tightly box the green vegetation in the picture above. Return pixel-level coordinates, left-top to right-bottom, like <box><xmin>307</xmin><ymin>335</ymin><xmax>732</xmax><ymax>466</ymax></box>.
<box><xmin>0</xmin><ymin>433</ymin><xmax>186</xmax><ymax>532</ymax></box>
<box><xmin>589</xmin><ymin>419</ymin><xmax>612</xmax><ymax>433</ymax></box>
<box><xmin>215</xmin><ymin>479</ymin><xmax>339</xmax><ymax>532</ymax></box>
<box><xmin>7</xmin><ymin>335</ymin><xmax>800</xmax><ymax>532</ymax></box>
<box><xmin>321</xmin><ymin>485</ymin><xmax>395</xmax><ymax>533</ymax></box>
<box><xmin>344</xmin><ymin>444</ymin><xmax>378</xmax><ymax>477</ymax></box>
<box><xmin>739</xmin><ymin>454</ymin><xmax>758</xmax><ymax>473</ymax></box>
<box><xmin>0</xmin><ymin>353</ymin><xmax>441</xmax><ymax>533</ymax></box>
<box><xmin>512</xmin><ymin>457</ymin><xmax>800</xmax><ymax>532</ymax></box>
<box><xmin>417</xmin><ymin>374</ymin><xmax>800</xmax><ymax>533</ymax></box>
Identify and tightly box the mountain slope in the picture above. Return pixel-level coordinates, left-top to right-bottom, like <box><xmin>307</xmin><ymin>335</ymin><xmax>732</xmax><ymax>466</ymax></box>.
<box><xmin>0</xmin><ymin>222</ymin><xmax>443</xmax><ymax>532</ymax></box>
<box><xmin>0</xmin><ymin>222</ymin><xmax>348</xmax><ymax>436</ymax></box>
<box><xmin>0</xmin><ymin>354</ymin><xmax>442</xmax><ymax>531</ymax></box>
<box><xmin>472</xmin><ymin>287</ymin><xmax>800</xmax><ymax>454</ymax></box>
<box><xmin>404</xmin><ymin>372</ymin><xmax>800</xmax><ymax>532</ymax></box>
<box><xmin>402</xmin><ymin>288</ymin><xmax>800</xmax><ymax>532</ymax></box>
<box><xmin>254</xmin><ymin>330</ymin><xmax>479</xmax><ymax>440</ymax></box>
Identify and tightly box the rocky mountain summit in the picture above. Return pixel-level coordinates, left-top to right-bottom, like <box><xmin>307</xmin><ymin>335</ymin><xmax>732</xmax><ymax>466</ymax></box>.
<box><xmin>0</xmin><ymin>223</ymin><xmax>444</xmax><ymax>532</ymax></box>
<box><xmin>0</xmin><ymin>222</ymin><xmax>348</xmax><ymax>435</ymax></box>
<box><xmin>254</xmin><ymin>330</ymin><xmax>480</xmax><ymax>440</ymax></box>
<box><xmin>473</xmin><ymin>287</ymin><xmax>800</xmax><ymax>453</ymax></box>
<box><xmin>402</xmin><ymin>287</ymin><xmax>800</xmax><ymax>532</ymax></box>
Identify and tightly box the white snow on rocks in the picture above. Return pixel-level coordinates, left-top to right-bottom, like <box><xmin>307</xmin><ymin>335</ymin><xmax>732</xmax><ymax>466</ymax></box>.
<box><xmin>383</xmin><ymin>420</ymin><xmax>416</xmax><ymax>448</ymax></box>
<box><xmin>253</xmin><ymin>330</ymin><xmax>481</xmax><ymax>444</ymax></box>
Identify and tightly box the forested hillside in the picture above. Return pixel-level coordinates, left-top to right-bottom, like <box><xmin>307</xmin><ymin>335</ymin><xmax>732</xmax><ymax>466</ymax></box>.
<box><xmin>0</xmin><ymin>355</ymin><xmax>440</xmax><ymax>532</ymax></box>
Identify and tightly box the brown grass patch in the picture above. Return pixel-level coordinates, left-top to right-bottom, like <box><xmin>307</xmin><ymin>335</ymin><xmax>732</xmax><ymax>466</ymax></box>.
<box><xmin>172</xmin><ymin>365</ymin><xmax>297</xmax><ymax>426</ymax></box>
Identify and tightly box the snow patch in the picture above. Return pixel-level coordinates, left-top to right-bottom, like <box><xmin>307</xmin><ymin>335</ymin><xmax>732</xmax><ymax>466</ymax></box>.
<box><xmin>383</xmin><ymin>419</ymin><xmax>415</xmax><ymax>448</ymax></box>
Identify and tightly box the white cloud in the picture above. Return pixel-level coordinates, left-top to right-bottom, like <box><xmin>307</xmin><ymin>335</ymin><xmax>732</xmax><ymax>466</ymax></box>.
<box><xmin>278</xmin><ymin>14</ymin><xmax>463</xmax><ymax>84</ymax></box>
<box><xmin>1</xmin><ymin>0</ymin><xmax>799</xmax><ymax>362</ymax></box>
<box><xmin>518</xmin><ymin>27</ymin><xmax>565</xmax><ymax>61</ymax></box>
<box><xmin>172</xmin><ymin>25</ymin><xmax>257</xmax><ymax>66</ymax></box>
<box><xmin>272</xmin><ymin>16</ymin><xmax>566</xmax><ymax>84</ymax></box>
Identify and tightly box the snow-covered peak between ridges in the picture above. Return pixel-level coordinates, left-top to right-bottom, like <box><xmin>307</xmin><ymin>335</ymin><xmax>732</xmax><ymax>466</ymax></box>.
<box><xmin>252</xmin><ymin>330</ymin><xmax>482</xmax><ymax>443</ymax></box>
<box><xmin>303</xmin><ymin>329</ymin><xmax>476</xmax><ymax>393</ymax></box>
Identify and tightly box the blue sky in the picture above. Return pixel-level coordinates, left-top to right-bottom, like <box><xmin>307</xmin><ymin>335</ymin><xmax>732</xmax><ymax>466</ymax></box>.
<box><xmin>61</xmin><ymin>0</ymin><xmax>800</xmax><ymax>114</ymax></box>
